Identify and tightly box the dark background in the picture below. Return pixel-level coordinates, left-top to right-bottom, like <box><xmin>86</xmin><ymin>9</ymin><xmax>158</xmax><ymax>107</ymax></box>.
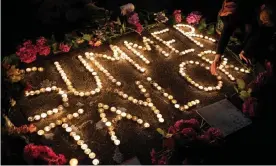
<box><xmin>1</xmin><ymin>0</ymin><xmax>224</xmax><ymax>56</ymax></box>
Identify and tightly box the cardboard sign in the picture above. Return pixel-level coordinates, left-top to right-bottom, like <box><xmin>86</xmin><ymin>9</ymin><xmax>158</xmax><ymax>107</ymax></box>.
<box><xmin>196</xmin><ymin>99</ymin><xmax>252</xmax><ymax>136</ymax></box>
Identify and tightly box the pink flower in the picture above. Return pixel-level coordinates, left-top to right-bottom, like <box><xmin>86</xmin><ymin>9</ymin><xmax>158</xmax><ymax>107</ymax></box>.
<box><xmin>135</xmin><ymin>23</ymin><xmax>143</xmax><ymax>34</ymax></box>
<box><xmin>181</xmin><ymin>128</ymin><xmax>197</xmax><ymax>139</ymax></box>
<box><xmin>183</xmin><ymin>118</ymin><xmax>200</xmax><ymax>129</ymax></box>
<box><xmin>168</xmin><ymin>126</ymin><xmax>177</xmax><ymax>134</ymax></box>
<box><xmin>36</xmin><ymin>37</ymin><xmax>47</xmax><ymax>46</ymax></box>
<box><xmin>158</xmin><ymin>155</ymin><xmax>168</xmax><ymax>165</ymax></box>
<box><xmin>242</xmin><ymin>97</ymin><xmax>258</xmax><ymax>117</ymax></box>
<box><xmin>206</xmin><ymin>127</ymin><xmax>223</xmax><ymax>139</ymax></box>
<box><xmin>186</xmin><ymin>11</ymin><xmax>202</xmax><ymax>25</ymax></box>
<box><xmin>37</xmin><ymin>45</ymin><xmax>50</xmax><ymax>56</ymax></box>
<box><xmin>150</xmin><ymin>149</ymin><xmax>157</xmax><ymax>164</ymax></box>
<box><xmin>24</xmin><ymin>144</ymin><xmax>67</xmax><ymax>165</ymax></box>
<box><xmin>128</xmin><ymin>12</ymin><xmax>140</xmax><ymax>25</ymax></box>
<box><xmin>174</xmin><ymin>119</ymin><xmax>184</xmax><ymax>130</ymax></box>
<box><xmin>16</xmin><ymin>40</ymin><xmax>37</xmax><ymax>63</ymax></box>
<box><xmin>59</xmin><ymin>43</ymin><xmax>71</xmax><ymax>52</ymax></box>
<box><xmin>173</xmin><ymin>10</ymin><xmax>182</xmax><ymax>23</ymax></box>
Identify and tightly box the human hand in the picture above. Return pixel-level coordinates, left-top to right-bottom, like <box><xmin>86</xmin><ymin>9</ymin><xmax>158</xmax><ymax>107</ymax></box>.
<box><xmin>239</xmin><ymin>51</ymin><xmax>252</xmax><ymax>65</ymax></box>
<box><xmin>210</xmin><ymin>54</ymin><xmax>222</xmax><ymax>75</ymax></box>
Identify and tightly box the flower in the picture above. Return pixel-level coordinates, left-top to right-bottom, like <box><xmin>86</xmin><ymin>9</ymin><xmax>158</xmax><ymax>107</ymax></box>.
<box><xmin>154</xmin><ymin>12</ymin><xmax>169</xmax><ymax>23</ymax></box>
<box><xmin>128</xmin><ymin>12</ymin><xmax>140</xmax><ymax>25</ymax></box>
<box><xmin>150</xmin><ymin>149</ymin><xmax>157</xmax><ymax>164</ymax></box>
<box><xmin>158</xmin><ymin>155</ymin><xmax>168</xmax><ymax>165</ymax></box>
<box><xmin>186</xmin><ymin>11</ymin><xmax>202</xmax><ymax>25</ymax></box>
<box><xmin>183</xmin><ymin>118</ymin><xmax>200</xmax><ymax>129</ymax></box>
<box><xmin>248</xmin><ymin>71</ymin><xmax>268</xmax><ymax>91</ymax></box>
<box><xmin>173</xmin><ymin>10</ymin><xmax>182</xmax><ymax>23</ymax></box>
<box><xmin>25</xmin><ymin>82</ymin><xmax>32</xmax><ymax>91</ymax></box>
<box><xmin>76</xmin><ymin>38</ymin><xmax>84</xmax><ymax>44</ymax></box>
<box><xmin>242</xmin><ymin>97</ymin><xmax>258</xmax><ymax>117</ymax></box>
<box><xmin>59</xmin><ymin>43</ymin><xmax>71</xmax><ymax>52</ymax></box>
<box><xmin>29</xmin><ymin>124</ymin><xmax>37</xmax><ymax>133</ymax></box>
<box><xmin>24</xmin><ymin>144</ymin><xmax>67</xmax><ymax>165</ymax></box>
<box><xmin>94</xmin><ymin>40</ymin><xmax>102</xmax><ymax>47</ymax></box>
<box><xmin>197</xmin><ymin>134</ymin><xmax>211</xmax><ymax>143</ymax></box>
<box><xmin>37</xmin><ymin>45</ymin><xmax>50</xmax><ymax>56</ymax></box>
<box><xmin>181</xmin><ymin>128</ymin><xmax>197</xmax><ymax>139</ymax></box>
<box><xmin>16</xmin><ymin>40</ymin><xmax>37</xmax><ymax>63</ymax></box>
<box><xmin>174</xmin><ymin>119</ymin><xmax>184</xmax><ymax>130</ymax></box>
<box><xmin>120</xmin><ymin>3</ymin><xmax>135</xmax><ymax>16</ymax></box>
<box><xmin>6</xmin><ymin>65</ymin><xmax>24</xmax><ymax>82</ymax></box>
<box><xmin>135</xmin><ymin>23</ymin><xmax>143</xmax><ymax>34</ymax></box>
<box><xmin>206</xmin><ymin>127</ymin><xmax>223</xmax><ymax>139</ymax></box>
<box><xmin>36</xmin><ymin>37</ymin><xmax>47</xmax><ymax>46</ymax></box>
<box><xmin>168</xmin><ymin>126</ymin><xmax>177</xmax><ymax>134</ymax></box>
<box><xmin>265</xmin><ymin>61</ymin><xmax>273</xmax><ymax>76</ymax></box>
<box><xmin>88</xmin><ymin>40</ymin><xmax>94</xmax><ymax>46</ymax></box>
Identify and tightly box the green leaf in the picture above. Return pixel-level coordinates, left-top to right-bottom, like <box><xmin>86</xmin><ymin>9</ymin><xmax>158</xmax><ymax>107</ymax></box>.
<box><xmin>82</xmin><ymin>34</ymin><xmax>92</xmax><ymax>41</ymax></box>
<box><xmin>198</xmin><ymin>19</ymin><xmax>207</xmax><ymax>32</ymax></box>
<box><xmin>52</xmin><ymin>43</ymin><xmax>58</xmax><ymax>52</ymax></box>
<box><xmin>122</xmin><ymin>23</ymin><xmax>126</xmax><ymax>33</ymax></box>
<box><xmin>237</xmin><ymin>79</ymin><xmax>246</xmax><ymax>90</ymax></box>
<box><xmin>156</xmin><ymin>128</ymin><xmax>166</xmax><ymax>136</ymax></box>
<box><xmin>239</xmin><ymin>90</ymin><xmax>250</xmax><ymax>101</ymax></box>
<box><xmin>207</xmin><ymin>25</ymin><xmax>215</xmax><ymax>35</ymax></box>
<box><xmin>71</xmin><ymin>40</ymin><xmax>79</xmax><ymax>49</ymax></box>
<box><xmin>234</xmin><ymin>86</ymin><xmax>239</xmax><ymax>93</ymax></box>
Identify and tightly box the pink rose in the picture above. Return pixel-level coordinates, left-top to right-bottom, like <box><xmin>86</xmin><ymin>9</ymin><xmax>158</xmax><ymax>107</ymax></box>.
<box><xmin>59</xmin><ymin>43</ymin><xmax>71</xmax><ymax>52</ymax></box>
<box><xmin>173</xmin><ymin>10</ymin><xmax>182</xmax><ymax>23</ymax></box>
<box><xmin>37</xmin><ymin>45</ymin><xmax>50</xmax><ymax>56</ymax></box>
<box><xmin>186</xmin><ymin>11</ymin><xmax>202</xmax><ymax>25</ymax></box>
<box><xmin>16</xmin><ymin>40</ymin><xmax>37</xmax><ymax>63</ymax></box>
<box><xmin>127</xmin><ymin>12</ymin><xmax>140</xmax><ymax>25</ymax></box>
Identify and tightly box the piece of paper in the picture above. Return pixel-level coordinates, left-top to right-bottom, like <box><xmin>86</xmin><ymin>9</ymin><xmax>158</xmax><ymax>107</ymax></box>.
<box><xmin>196</xmin><ymin>99</ymin><xmax>252</xmax><ymax>136</ymax></box>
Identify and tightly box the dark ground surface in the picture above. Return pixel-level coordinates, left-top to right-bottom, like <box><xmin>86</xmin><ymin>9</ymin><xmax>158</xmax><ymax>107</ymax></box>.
<box><xmin>4</xmin><ymin>25</ymin><xmax>273</xmax><ymax>165</ymax></box>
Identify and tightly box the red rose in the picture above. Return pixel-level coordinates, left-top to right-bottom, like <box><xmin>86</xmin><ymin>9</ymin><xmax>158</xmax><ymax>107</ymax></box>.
<box><xmin>197</xmin><ymin>133</ymin><xmax>211</xmax><ymax>143</ymax></box>
<box><xmin>173</xmin><ymin>10</ymin><xmax>182</xmax><ymax>23</ymax></box>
